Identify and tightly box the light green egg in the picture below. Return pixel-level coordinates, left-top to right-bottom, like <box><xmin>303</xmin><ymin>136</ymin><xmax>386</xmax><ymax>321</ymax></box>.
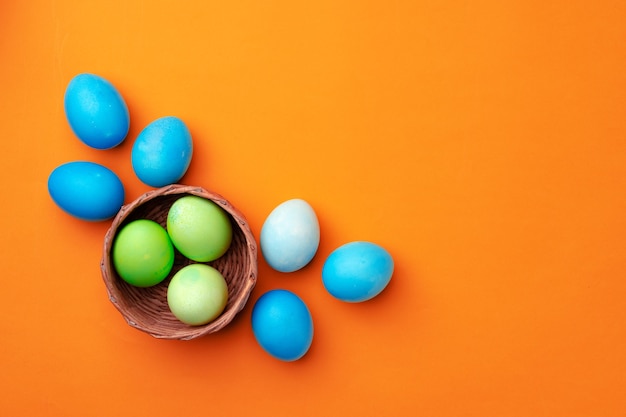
<box><xmin>167</xmin><ymin>264</ymin><xmax>229</xmax><ymax>326</ymax></box>
<box><xmin>166</xmin><ymin>195</ymin><xmax>233</xmax><ymax>262</ymax></box>
<box><xmin>112</xmin><ymin>219</ymin><xmax>174</xmax><ymax>287</ymax></box>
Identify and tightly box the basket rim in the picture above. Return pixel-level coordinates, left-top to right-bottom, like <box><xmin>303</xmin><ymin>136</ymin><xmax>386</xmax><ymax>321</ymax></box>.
<box><xmin>101</xmin><ymin>184</ymin><xmax>258</xmax><ymax>340</ymax></box>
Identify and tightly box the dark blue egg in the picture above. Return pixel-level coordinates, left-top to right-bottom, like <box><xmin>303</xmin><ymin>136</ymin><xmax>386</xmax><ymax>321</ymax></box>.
<box><xmin>131</xmin><ymin>116</ymin><xmax>193</xmax><ymax>187</ymax></box>
<box><xmin>64</xmin><ymin>73</ymin><xmax>130</xmax><ymax>149</ymax></box>
<box><xmin>47</xmin><ymin>161</ymin><xmax>125</xmax><ymax>221</ymax></box>
<box><xmin>322</xmin><ymin>241</ymin><xmax>394</xmax><ymax>302</ymax></box>
<box><xmin>251</xmin><ymin>289</ymin><xmax>314</xmax><ymax>361</ymax></box>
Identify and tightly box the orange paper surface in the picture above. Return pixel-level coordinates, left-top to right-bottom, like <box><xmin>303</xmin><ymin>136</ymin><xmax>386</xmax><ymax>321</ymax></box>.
<box><xmin>1</xmin><ymin>1</ymin><xmax>625</xmax><ymax>416</ymax></box>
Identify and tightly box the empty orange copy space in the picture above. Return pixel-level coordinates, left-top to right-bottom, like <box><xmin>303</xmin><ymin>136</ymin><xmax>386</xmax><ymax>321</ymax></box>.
<box><xmin>1</xmin><ymin>1</ymin><xmax>626</xmax><ymax>416</ymax></box>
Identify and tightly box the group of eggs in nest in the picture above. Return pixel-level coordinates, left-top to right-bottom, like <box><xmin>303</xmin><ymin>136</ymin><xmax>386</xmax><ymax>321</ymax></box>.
<box><xmin>47</xmin><ymin>73</ymin><xmax>394</xmax><ymax>361</ymax></box>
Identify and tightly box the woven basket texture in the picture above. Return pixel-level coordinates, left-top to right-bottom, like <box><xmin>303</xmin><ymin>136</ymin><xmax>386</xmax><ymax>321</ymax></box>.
<box><xmin>101</xmin><ymin>184</ymin><xmax>257</xmax><ymax>340</ymax></box>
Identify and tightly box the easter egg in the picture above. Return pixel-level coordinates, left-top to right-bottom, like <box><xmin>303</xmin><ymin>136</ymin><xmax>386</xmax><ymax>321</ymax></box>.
<box><xmin>112</xmin><ymin>219</ymin><xmax>174</xmax><ymax>287</ymax></box>
<box><xmin>64</xmin><ymin>73</ymin><xmax>130</xmax><ymax>149</ymax></box>
<box><xmin>167</xmin><ymin>264</ymin><xmax>228</xmax><ymax>326</ymax></box>
<box><xmin>166</xmin><ymin>195</ymin><xmax>232</xmax><ymax>262</ymax></box>
<box><xmin>260</xmin><ymin>199</ymin><xmax>320</xmax><ymax>272</ymax></box>
<box><xmin>47</xmin><ymin>161</ymin><xmax>125</xmax><ymax>221</ymax></box>
<box><xmin>251</xmin><ymin>289</ymin><xmax>314</xmax><ymax>361</ymax></box>
<box><xmin>131</xmin><ymin>116</ymin><xmax>193</xmax><ymax>187</ymax></box>
<box><xmin>322</xmin><ymin>241</ymin><xmax>394</xmax><ymax>302</ymax></box>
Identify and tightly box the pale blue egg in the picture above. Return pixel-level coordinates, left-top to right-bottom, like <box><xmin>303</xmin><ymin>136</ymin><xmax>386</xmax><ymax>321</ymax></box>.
<box><xmin>131</xmin><ymin>116</ymin><xmax>193</xmax><ymax>187</ymax></box>
<box><xmin>64</xmin><ymin>73</ymin><xmax>130</xmax><ymax>149</ymax></box>
<box><xmin>251</xmin><ymin>289</ymin><xmax>314</xmax><ymax>361</ymax></box>
<box><xmin>322</xmin><ymin>241</ymin><xmax>394</xmax><ymax>302</ymax></box>
<box><xmin>260</xmin><ymin>199</ymin><xmax>320</xmax><ymax>272</ymax></box>
<box><xmin>47</xmin><ymin>161</ymin><xmax>125</xmax><ymax>221</ymax></box>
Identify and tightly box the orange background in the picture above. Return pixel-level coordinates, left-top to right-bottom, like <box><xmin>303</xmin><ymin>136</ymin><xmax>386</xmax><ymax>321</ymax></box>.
<box><xmin>1</xmin><ymin>1</ymin><xmax>625</xmax><ymax>415</ymax></box>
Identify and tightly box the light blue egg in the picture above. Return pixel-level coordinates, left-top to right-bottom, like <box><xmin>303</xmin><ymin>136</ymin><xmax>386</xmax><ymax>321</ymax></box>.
<box><xmin>251</xmin><ymin>289</ymin><xmax>314</xmax><ymax>361</ymax></box>
<box><xmin>64</xmin><ymin>73</ymin><xmax>130</xmax><ymax>149</ymax></box>
<box><xmin>260</xmin><ymin>199</ymin><xmax>320</xmax><ymax>272</ymax></box>
<box><xmin>322</xmin><ymin>241</ymin><xmax>394</xmax><ymax>302</ymax></box>
<box><xmin>47</xmin><ymin>161</ymin><xmax>125</xmax><ymax>221</ymax></box>
<box><xmin>131</xmin><ymin>116</ymin><xmax>193</xmax><ymax>187</ymax></box>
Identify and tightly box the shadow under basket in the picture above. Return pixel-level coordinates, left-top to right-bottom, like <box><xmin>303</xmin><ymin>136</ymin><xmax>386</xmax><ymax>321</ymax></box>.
<box><xmin>101</xmin><ymin>184</ymin><xmax>258</xmax><ymax>340</ymax></box>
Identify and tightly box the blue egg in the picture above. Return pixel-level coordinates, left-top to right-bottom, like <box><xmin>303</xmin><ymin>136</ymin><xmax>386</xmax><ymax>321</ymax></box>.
<box><xmin>251</xmin><ymin>289</ymin><xmax>314</xmax><ymax>361</ymax></box>
<box><xmin>131</xmin><ymin>116</ymin><xmax>193</xmax><ymax>187</ymax></box>
<box><xmin>322</xmin><ymin>241</ymin><xmax>394</xmax><ymax>302</ymax></box>
<box><xmin>47</xmin><ymin>161</ymin><xmax>125</xmax><ymax>221</ymax></box>
<box><xmin>260</xmin><ymin>199</ymin><xmax>320</xmax><ymax>272</ymax></box>
<box><xmin>64</xmin><ymin>73</ymin><xmax>130</xmax><ymax>149</ymax></box>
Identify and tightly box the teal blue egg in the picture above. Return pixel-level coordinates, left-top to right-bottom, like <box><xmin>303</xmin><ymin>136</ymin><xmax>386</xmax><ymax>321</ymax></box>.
<box><xmin>131</xmin><ymin>116</ymin><xmax>193</xmax><ymax>187</ymax></box>
<box><xmin>47</xmin><ymin>161</ymin><xmax>125</xmax><ymax>221</ymax></box>
<box><xmin>322</xmin><ymin>241</ymin><xmax>394</xmax><ymax>302</ymax></box>
<box><xmin>64</xmin><ymin>73</ymin><xmax>130</xmax><ymax>149</ymax></box>
<box><xmin>251</xmin><ymin>289</ymin><xmax>314</xmax><ymax>361</ymax></box>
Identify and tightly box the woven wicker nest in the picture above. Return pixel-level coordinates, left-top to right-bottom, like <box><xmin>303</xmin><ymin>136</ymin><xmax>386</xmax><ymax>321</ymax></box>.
<box><xmin>101</xmin><ymin>184</ymin><xmax>258</xmax><ymax>340</ymax></box>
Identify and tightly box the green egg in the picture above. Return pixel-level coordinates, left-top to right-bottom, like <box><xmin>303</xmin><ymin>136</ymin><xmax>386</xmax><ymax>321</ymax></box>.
<box><xmin>166</xmin><ymin>195</ymin><xmax>233</xmax><ymax>262</ymax></box>
<box><xmin>112</xmin><ymin>219</ymin><xmax>175</xmax><ymax>287</ymax></box>
<box><xmin>167</xmin><ymin>264</ymin><xmax>228</xmax><ymax>326</ymax></box>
